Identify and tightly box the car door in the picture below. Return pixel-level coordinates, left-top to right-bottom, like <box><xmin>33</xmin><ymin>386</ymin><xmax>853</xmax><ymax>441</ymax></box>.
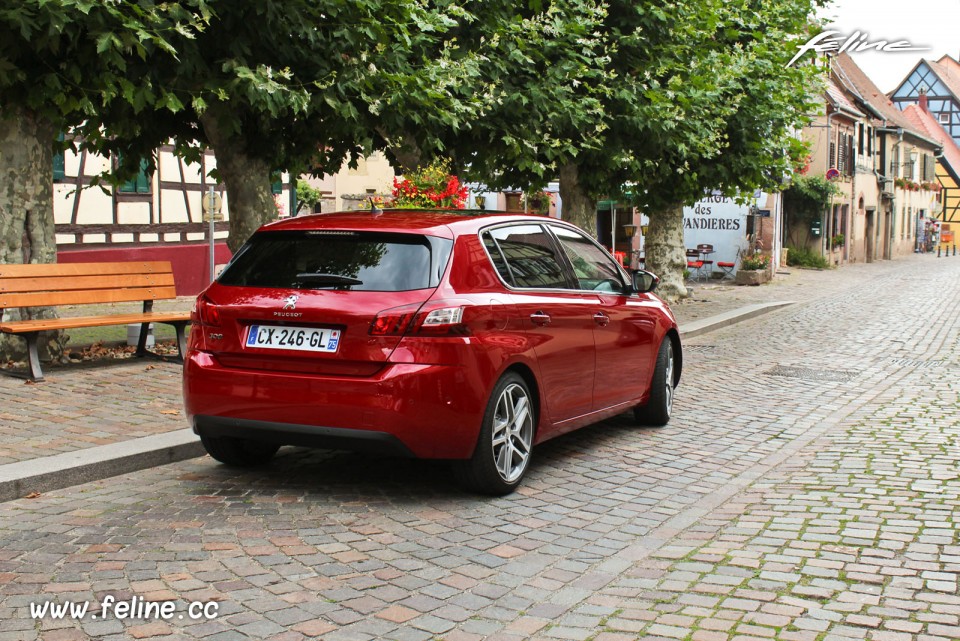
<box><xmin>548</xmin><ymin>224</ymin><xmax>657</xmax><ymax>411</ymax></box>
<box><xmin>482</xmin><ymin>224</ymin><xmax>597</xmax><ymax>426</ymax></box>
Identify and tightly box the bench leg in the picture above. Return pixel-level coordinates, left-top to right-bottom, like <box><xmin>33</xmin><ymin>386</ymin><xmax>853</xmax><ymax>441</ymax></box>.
<box><xmin>24</xmin><ymin>332</ymin><xmax>45</xmax><ymax>382</ymax></box>
<box><xmin>173</xmin><ymin>322</ymin><xmax>188</xmax><ymax>360</ymax></box>
<box><xmin>135</xmin><ymin>321</ymin><xmax>152</xmax><ymax>357</ymax></box>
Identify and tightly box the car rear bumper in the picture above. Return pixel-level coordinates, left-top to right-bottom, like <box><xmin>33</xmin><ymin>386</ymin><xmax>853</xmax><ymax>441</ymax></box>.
<box><xmin>183</xmin><ymin>351</ymin><xmax>487</xmax><ymax>459</ymax></box>
<box><xmin>193</xmin><ymin>415</ymin><xmax>415</xmax><ymax>457</ymax></box>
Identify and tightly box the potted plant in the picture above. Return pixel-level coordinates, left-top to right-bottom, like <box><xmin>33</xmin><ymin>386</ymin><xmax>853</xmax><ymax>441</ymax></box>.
<box><xmin>735</xmin><ymin>252</ymin><xmax>772</xmax><ymax>286</ymax></box>
<box><xmin>830</xmin><ymin>233</ymin><xmax>844</xmax><ymax>249</ymax></box>
<box><xmin>392</xmin><ymin>158</ymin><xmax>468</xmax><ymax>209</ymax></box>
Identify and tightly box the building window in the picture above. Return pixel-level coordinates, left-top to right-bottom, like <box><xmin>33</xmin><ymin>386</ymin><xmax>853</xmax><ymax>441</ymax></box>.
<box><xmin>940</xmin><ymin>113</ymin><xmax>951</xmax><ymax>124</ymax></box>
<box><xmin>922</xmin><ymin>155</ymin><xmax>936</xmax><ymax>182</ymax></box>
<box><xmin>505</xmin><ymin>193</ymin><xmax>524</xmax><ymax>212</ymax></box>
<box><xmin>835</xmin><ymin>132</ymin><xmax>854</xmax><ymax>176</ymax></box>
<box><xmin>118</xmin><ymin>157</ymin><xmax>151</xmax><ymax>194</ymax></box>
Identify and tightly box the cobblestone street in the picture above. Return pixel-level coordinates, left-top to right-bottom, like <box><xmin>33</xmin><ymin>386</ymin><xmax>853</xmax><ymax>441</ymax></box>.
<box><xmin>1</xmin><ymin>255</ymin><xmax>958</xmax><ymax>641</ymax></box>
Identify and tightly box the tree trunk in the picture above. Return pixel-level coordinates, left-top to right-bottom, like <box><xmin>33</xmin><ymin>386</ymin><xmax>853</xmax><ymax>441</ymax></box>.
<box><xmin>0</xmin><ymin>105</ymin><xmax>64</xmax><ymax>364</ymax></box>
<box><xmin>558</xmin><ymin>163</ymin><xmax>597</xmax><ymax>236</ymax></box>
<box><xmin>377</xmin><ymin>128</ymin><xmax>423</xmax><ymax>174</ymax></box>
<box><xmin>644</xmin><ymin>203</ymin><xmax>688</xmax><ymax>302</ymax></box>
<box><xmin>200</xmin><ymin>113</ymin><xmax>276</xmax><ymax>253</ymax></box>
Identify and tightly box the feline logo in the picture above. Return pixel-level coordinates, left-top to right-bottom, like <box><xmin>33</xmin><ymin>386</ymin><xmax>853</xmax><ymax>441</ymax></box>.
<box><xmin>282</xmin><ymin>295</ymin><xmax>299</xmax><ymax>310</ymax></box>
<box><xmin>788</xmin><ymin>31</ymin><xmax>929</xmax><ymax>67</ymax></box>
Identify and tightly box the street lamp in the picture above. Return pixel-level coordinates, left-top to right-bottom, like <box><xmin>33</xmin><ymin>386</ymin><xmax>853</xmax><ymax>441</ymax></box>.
<box><xmin>474</xmin><ymin>194</ymin><xmax>486</xmax><ymax>209</ymax></box>
<box><xmin>622</xmin><ymin>224</ymin><xmax>638</xmax><ymax>238</ymax></box>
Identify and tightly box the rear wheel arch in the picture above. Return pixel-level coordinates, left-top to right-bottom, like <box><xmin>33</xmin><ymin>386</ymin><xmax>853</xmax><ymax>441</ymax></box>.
<box><xmin>665</xmin><ymin>328</ymin><xmax>682</xmax><ymax>386</ymax></box>
<box><xmin>502</xmin><ymin>362</ymin><xmax>542</xmax><ymax>437</ymax></box>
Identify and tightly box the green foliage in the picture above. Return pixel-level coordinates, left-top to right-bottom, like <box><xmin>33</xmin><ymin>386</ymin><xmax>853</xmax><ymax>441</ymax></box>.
<box><xmin>452</xmin><ymin>0</ymin><xmax>824</xmax><ymax>213</ymax></box>
<box><xmin>381</xmin><ymin>0</ymin><xmax>610</xmax><ymax>188</ymax></box>
<box><xmin>830</xmin><ymin>233</ymin><xmax>844</xmax><ymax>248</ymax></box>
<box><xmin>295</xmin><ymin>180</ymin><xmax>323</xmax><ymax>215</ymax></box>
<box><xmin>783</xmin><ymin>174</ymin><xmax>840</xmax><ymax>225</ymax></box>
<box><xmin>0</xmin><ymin>1</ymin><xmax>210</xmax><ymax>183</ymax></box>
<box><xmin>786</xmin><ymin>245</ymin><xmax>830</xmax><ymax>269</ymax></box>
<box><xmin>3</xmin><ymin>0</ymin><xmax>828</xmax><ymax>252</ymax></box>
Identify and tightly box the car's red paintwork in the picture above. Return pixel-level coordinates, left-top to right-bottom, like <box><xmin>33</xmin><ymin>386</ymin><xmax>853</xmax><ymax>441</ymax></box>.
<box><xmin>183</xmin><ymin>211</ymin><xmax>680</xmax><ymax>459</ymax></box>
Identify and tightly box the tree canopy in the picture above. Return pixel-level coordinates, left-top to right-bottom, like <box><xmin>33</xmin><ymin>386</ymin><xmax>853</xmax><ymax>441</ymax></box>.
<box><xmin>2</xmin><ymin>0</ymin><xmax>824</xmax><ymax>295</ymax></box>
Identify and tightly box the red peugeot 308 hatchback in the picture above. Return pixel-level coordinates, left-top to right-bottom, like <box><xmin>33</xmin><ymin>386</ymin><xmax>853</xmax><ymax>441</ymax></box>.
<box><xmin>183</xmin><ymin>210</ymin><xmax>681</xmax><ymax>494</ymax></box>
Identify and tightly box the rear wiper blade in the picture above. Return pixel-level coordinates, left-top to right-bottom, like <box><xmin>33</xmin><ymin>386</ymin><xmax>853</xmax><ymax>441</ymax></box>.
<box><xmin>295</xmin><ymin>273</ymin><xmax>363</xmax><ymax>288</ymax></box>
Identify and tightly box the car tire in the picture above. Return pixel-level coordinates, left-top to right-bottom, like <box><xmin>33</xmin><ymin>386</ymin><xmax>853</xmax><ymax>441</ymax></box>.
<box><xmin>454</xmin><ymin>372</ymin><xmax>535</xmax><ymax>496</ymax></box>
<box><xmin>200</xmin><ymin>435</ymin><xmax>280</xmax><ymax>467</ymax></box>
<box><xmin>634</xmin><ymin>337</ymin><xmax>676</xmax><ymax>427</ymax></box>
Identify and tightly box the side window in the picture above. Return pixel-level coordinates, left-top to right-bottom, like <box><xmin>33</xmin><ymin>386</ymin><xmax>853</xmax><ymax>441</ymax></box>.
<box><xmin>484</xmin><ymin>225</ymin><xmax>570</xmax><ymax>289</ymax></box>
<box><xmin>482</xmin><ymin>232</ymin><xmax>514</xmax><ymax>286</ymax></box>
<box><xmin>550</xmin><ymin>225</ymin><xmax>625</xmax><ymax>292</ymax></box>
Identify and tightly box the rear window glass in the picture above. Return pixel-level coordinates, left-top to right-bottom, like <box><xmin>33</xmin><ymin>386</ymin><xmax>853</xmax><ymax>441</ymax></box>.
<box><xmin>219</xmin><ymin>231</ymin><xmax>444</xmax><ymax>291</ymax></box>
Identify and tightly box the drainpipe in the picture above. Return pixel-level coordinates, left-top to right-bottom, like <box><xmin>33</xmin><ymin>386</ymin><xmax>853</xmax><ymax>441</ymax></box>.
<box><xmin>825</xmin><ymin>110</ymin><xmax>841</xmax><ymax>256</ymax></box>
<box><xmin>848</xmin><ymin>137</ymin><xmax>856</xmax><ymax>263</ymax></box>
<box><xmin>890</xmin><ymin>128</ymin><xmax>904</xmax><ymax>261</ymax></box>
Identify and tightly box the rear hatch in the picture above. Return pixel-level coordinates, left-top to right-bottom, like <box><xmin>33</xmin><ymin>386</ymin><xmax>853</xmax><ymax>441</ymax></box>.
<box><xmin>196</xmin><ymin>229</ymin><xmax>453</xmax><ymax>376</ymax></box>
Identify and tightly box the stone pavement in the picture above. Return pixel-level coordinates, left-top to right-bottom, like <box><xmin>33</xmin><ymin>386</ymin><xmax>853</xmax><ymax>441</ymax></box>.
<box><xmin>0</xmin><ymin>252</ymin><xmax>956</xmax><ymax>640</ymax></box>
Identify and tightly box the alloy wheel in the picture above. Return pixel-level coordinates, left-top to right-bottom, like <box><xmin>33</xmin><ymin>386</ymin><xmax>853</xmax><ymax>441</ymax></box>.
<box><xmin>491</xmin><ymin>383</ymin><xmax>534</xmax><ymax>483</ymax></box>
<box><xmin>664</xmin><ymin>340</ymin><xmax>675</xmax><ymax>417</ymax></box>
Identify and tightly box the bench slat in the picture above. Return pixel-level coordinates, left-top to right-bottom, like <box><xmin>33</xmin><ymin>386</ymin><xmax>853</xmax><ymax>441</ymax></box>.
<box><xmin>0</xmin><ymin>311</ymin><xmax>191</xmax><ymax>333</ymax></box>
<box><xmin>0</xmin><ymin>273</ymin><xmax>175</xmax><ymax>294</ymax></box>
<box><xmin>0</xmin><ymin>261</ymin><xmax>175</xmax><ymax>278</ymax></box>
<box><xmin>0</xmin><ymin>285</ymin><xmax>179</xmax><ymax>309</ymax></box>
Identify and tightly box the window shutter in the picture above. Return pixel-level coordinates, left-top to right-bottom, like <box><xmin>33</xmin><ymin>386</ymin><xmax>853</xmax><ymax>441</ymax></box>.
<box><xmin>53</xmin><ymin>132</ymin><xmax>66</xmax><ymax>181</ymax></box>
<box><xmin>136</xmin><ymin>158</ymin><xmax>150</xmax><ymax>193</ymax></box>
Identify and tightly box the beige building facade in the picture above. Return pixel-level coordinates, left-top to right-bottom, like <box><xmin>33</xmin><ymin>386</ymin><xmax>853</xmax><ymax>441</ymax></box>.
<box><xmin>797</xmin><ymin>54</ymin><xmax>942</xmax><ymax>265</ymax></box>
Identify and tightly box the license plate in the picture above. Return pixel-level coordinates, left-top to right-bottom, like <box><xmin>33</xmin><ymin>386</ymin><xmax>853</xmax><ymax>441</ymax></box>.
<box><xmin>245</xmin><ymin>325</ymin><xmax>341</xmax><ymax>353</ymax></box>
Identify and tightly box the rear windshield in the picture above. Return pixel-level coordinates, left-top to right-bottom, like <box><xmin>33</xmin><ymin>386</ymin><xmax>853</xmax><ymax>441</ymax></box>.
<box><xmin>218</xmin><ymin>230</ymin><xmax>450</xmax><ymax>291</ymax></box>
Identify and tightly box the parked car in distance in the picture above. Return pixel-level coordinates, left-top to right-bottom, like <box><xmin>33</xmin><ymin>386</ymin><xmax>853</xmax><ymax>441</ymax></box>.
<box><xmin>183</xmin><ymin>210</ymin><xmax>682</xmax><ymax>494</ymax></box>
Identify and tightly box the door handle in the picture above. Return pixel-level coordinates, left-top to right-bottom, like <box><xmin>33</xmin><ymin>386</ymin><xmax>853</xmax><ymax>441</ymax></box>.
<box><xmin>593</xmin><ymin>312</ymin><xmax>610</xmax><ymax>327</ymax></box>
<box><xmin>530</xmin><ymin>312</ymin><xmax>551</xmax><ymax>326</ymax></box>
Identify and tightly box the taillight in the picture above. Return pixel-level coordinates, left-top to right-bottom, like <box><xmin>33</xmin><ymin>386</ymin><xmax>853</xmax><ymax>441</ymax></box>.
<box><xmin>369</xmin><ymin>303</ymin><xmax>420</xmax><ymax>336</ymax></box>
<box><xmin>370</xmin><ymin>302</ymin><xmax>469</xmax><ymax>337</ymax></box>
<box><xmin>414</xmin><ymin>306</ymin><xmax>467</xmax><ymax>335</ymax></box>
<box><xmin>195</xmin><ymin>295</ymin><xmax>221</xmax><ymax>326</ymax></box>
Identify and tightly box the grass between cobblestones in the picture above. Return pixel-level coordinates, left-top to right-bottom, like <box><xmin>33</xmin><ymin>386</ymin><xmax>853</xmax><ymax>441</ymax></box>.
<box><xmin>590</xmin><ymin>268</ymin><xmax>960</xmax><ymax>640</ymax></box>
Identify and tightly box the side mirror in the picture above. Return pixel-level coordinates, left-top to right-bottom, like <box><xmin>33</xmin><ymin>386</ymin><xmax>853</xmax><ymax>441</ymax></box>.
<box><xmin>632</xmin><ymin>270</ymin><xmax>660</xmax><ymax>294</ymax></box>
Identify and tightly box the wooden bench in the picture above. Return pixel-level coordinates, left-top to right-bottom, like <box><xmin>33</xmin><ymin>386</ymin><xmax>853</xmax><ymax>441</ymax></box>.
<box><xmin>0</xmin><ymin>261</ymin><xmax>191</xmax><ymax>382</ymax></box>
